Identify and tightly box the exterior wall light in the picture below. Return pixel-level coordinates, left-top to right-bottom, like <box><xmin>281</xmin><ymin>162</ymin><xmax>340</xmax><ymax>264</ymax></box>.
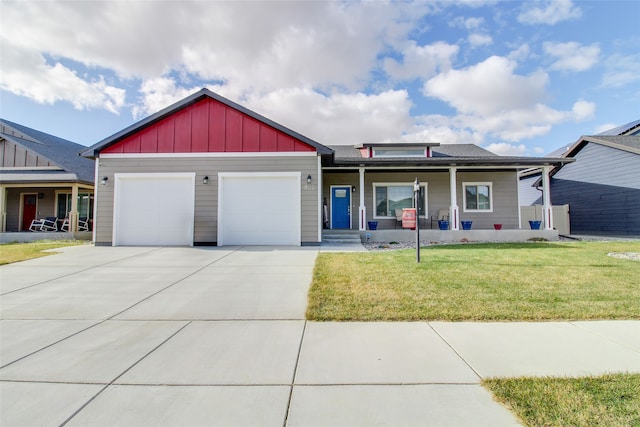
<box><xmin>100</xmin><ymin>176</ymin><xmax>108</xmax><ymax>185</ymax></box>
<box><xmin>307</xmin><ymin>174</ymin><xmax>312</xmax><ymax>184</ymax></box>
<box><xmin>203</xmin><ymin>176</ymin><xmax>209</xmax><ymax>184</ymax></box>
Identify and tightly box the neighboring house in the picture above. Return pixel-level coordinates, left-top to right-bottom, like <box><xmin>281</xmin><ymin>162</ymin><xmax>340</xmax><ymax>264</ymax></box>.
<box><xmin>81</xmin><ymin>89</ymin><xmax>571</xmax><ymax>246</ymax></box>
<box><xmin>0</xmin><ymin>119</ymin><xmax>95</xmax><ymax>234</ymax></box>
<box><xmin>549</xmin><ymin>120</ymin><xmax>640</xmax><ymax>236</ymax></box>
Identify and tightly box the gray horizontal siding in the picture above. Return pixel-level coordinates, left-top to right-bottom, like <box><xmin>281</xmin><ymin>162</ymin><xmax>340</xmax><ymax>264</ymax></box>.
<box><xmin>554</xmin><ymin>143</ymin><xmax>640</xmax><ymax>189</ymax></box>
<box><xmin>96</xmin><ymin>155</ymin><xmax>319</xmax><ymax>245</ymax></box>
<box><xmin>551</xmin><ymin>142</ymin><xmax>640</xmax><ymax>236</ymax></box>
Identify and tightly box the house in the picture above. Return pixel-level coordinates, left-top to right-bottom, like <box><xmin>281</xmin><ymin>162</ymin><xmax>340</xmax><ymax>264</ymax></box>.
<box><xmin>0</xmin><ymin>119</ymin><xmax>95</xmax><ymax>239</ymax></box>
<box><xmin>545</xmin><ymin>120</ymin><xmax>640</xmax><ymax>236</ymax></box>
<box><xmin>81</xmin><ymin>88</ymin><xmax>572</xmax><ymax>246</ymax></box>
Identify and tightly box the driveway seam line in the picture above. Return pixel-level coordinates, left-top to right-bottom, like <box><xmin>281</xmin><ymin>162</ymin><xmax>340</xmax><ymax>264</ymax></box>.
<box><xmin>568</xmin><ymin>321</ymin><xmax>640</xmax><ymax>354</ymax></box>
<box><xmin>104</xmin><ymin>247</ymin><xmax>244</xmax><ymax>320</ymax></box>
<box><xmin>283</xmin><ymin>319</ymin><xmax>307</xmax><ymax>427</ymax></box>
<box><xmin>426</xmin><ymin>322</ymin><xmax>484</xmax><ymax>380</ymax></box>
<box><xmin>58</xmin><ymin>321</ymin><xmax>193</xmax><ymax>427</ymax></box>
<box><xmin>0</xmin><ymin>320</ymin><xmax>106</xmax><ymax>369</ymax></box>
<box><xmin>0</xmin><ymin>247</ymin><xmax>162</xmax><ymax>296</ymax></box>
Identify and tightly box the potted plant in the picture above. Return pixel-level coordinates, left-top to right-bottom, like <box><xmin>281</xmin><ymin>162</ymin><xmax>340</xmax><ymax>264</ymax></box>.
<box><xmin>493</xmin><ymin>224</ymin><xmax>502</xmax><ymax>230</ymax></box>
<box><xmin>461</xmin><ymin>220</ymin><xmax>472</xmax><ymax>230</ymax></box>
<box><xmin>367</xmin><ymin>221</ymin><xmax>378</xmax><ymax>230</ymax></box>
<box><xmin>438</xmin><ymin>219</ymin><xmax>449</xmax><ymax>230</ymax></box>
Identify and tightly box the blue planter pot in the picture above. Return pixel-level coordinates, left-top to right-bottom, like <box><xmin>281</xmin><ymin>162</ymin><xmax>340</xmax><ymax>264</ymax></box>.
<box><xmin>367</xmin><ymin>221</ymin><xmax>378</xmax><ymax>230</ymax></box>
<box><xmin>438</xmin><ymin>220</ymin><xmax>449</xmax><ymax>230</ymax></box>
<box><xmin>461</xmin><ymin>220</ymin><xmax>472</xmax><ymax>230</ymax></box>
<box><xmin>529</xmin><ymin>220</ymin><xmax>541</xmax><ymax>230</ymax></box>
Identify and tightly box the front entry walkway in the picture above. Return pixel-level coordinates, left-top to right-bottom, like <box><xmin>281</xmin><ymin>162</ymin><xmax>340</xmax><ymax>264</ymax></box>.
<box><xmin>1</xmin><ymin>246</ymin><xmax>638</xmax><ymax>426</ymax></box>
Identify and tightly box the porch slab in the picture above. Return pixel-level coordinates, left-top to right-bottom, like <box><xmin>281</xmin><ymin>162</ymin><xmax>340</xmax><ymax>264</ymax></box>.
<box><xmin>361</xmin><ymin>229</ymin><xmax>559</xmax><ymax>243</ymax></box>
<box><xmin>287</xmin><ymin>384</ymin><xmax>520</xmax><ymax>427</ymax></box>
<box><xmin>294</xmin><ymin>322</ymin><xmax>479</xmax><ymax>385</ymax></box>
<box><xmin>0</xmin><ymin>231</ymin><xmax>92</xmax><ymax>243</ymax></box>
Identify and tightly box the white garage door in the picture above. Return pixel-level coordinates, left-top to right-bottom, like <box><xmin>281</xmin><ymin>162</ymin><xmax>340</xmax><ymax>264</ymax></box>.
<box><xmin>219</xmin><ymin>173</ymin><xmax>300</xmax><ymax>246</ymax></box>
<box><xmin>114</xmin><ymin>173</ymin><xmax>195</xmax><ymax>246</ymax></box>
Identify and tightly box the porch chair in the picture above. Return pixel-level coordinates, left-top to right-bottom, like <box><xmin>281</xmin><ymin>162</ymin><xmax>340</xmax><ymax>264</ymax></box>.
<box><xmin>40</xmin><ymin>217</ymin><xmax>58</xmax><ymax>231</ymax></box>
<box><xmin>430</xmin><ymin>209</ymin><xmax>449</xmax><ymax>229</ymax></box>
<box><xmin>29</xmin><ymin>219</ymin><xmax>44</xmax><ymax>232</ymax></box>
<box><xmin>61</xmin><ymin>217</ymin><xmax>90</xmax><ymax>232</ymax></box>
<box><xmin>395</xmin><ymin>209</ymin><xmax>403</xmax><ymax>228</ymax></box>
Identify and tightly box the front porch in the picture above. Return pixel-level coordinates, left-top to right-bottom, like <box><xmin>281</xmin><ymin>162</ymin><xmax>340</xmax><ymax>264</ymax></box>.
<box><xmin>361</xmin><ymin>228</ymin><xmax>559</xmax><ymax>244</ymax></box>
<box><xmin>0</xmin><ymin>231</ymin><xmax>93</xmax><ymax>243</ymax></box>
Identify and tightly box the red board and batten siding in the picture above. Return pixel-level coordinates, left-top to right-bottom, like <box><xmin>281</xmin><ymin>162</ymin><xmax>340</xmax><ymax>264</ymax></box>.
<box><xmin>102</xmin><ymin>98</ymin><xmax>315</xmax><ymax>154</ymax></box>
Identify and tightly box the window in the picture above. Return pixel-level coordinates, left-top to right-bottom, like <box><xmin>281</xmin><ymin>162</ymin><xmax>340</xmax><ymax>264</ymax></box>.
<box><xmin>463</xmin><ymin>183</ymin><xmax>492</xmax><ymax>212</ymax></box>
<box><xmin>372</xmin><ymin>148</ymin><xmax>426</xmax><ymax>158</ymax></box>
<box><xmin>56</xmin><ymin>192</ymin><xmax>94</xmax><ymax>219</ymax></box>
<box><xmin>374</xmin><ymin>183</ymin><xmax>426</xmax><ymax>218</ymax></box>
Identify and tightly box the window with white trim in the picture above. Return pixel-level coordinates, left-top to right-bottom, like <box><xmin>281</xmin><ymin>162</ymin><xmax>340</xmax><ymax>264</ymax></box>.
<box><xmin>463</xmin><ymin>182</ymin><xmax>492</xmax><ymax>212</ymax></box>
<box><xmin>56</xmin><ymin>192</ymin><xmax>94</xmax><ymax>219</ymax></box>
<box><xmin>373</xmin><ymin>183</ymin><xmax>427</xmax><ymax>218</ymax></box>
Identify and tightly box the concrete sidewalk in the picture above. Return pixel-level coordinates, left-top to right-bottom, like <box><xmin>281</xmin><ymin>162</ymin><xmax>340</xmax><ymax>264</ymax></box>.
<box><xmin>1</xmin><ymin>246</ymin><xmax>639</xmax><ymax>426</ymax></box>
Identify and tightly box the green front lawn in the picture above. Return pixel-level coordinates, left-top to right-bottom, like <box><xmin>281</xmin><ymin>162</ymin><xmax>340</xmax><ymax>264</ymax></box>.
<box><xmin>307</xmin><ymin>241</ymin><xmax>640</xmax><ymax>321</ymax></box>
<box><xmin>0</xmin><ymin>240</ymin><xmax>87</xmax><ymax>265</ymax></box>
<box><xmin>484</xmin><ymin>373</ymin><xmax>640</xmax><ymax>427</ymax></box>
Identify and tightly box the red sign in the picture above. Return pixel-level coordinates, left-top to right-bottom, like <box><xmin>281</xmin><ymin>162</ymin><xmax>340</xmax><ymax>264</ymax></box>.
<box><xmin>402</xmin><ymin>208</ymin><xmax>416</xmax><ymax>229</ymax></box>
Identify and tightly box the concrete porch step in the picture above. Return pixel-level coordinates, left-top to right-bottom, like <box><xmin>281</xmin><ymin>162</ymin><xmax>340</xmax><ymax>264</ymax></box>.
<box><xmin>322</xmin><ymin>230</ymin><xmax>362</xmax><ymax>244</ymax></box>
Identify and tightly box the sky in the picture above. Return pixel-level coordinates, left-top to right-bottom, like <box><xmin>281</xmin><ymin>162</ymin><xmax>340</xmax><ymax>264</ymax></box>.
<box><xmin>1</xmin><ymin>0</ymin><xmax>639</xmax><ymax>156</ymax></box>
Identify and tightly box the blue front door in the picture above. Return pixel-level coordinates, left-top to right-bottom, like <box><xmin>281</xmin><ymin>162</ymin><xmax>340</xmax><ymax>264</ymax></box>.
<box><xmin>331</xmin><ymin>186</ymin><xmax>351</xmax><ymax>229</ymax></box>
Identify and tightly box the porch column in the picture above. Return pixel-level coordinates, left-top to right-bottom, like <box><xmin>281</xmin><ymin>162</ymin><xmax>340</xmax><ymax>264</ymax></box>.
<box><xmin>542</xmin><ymin>166</ymin><xmax>553</xmax><ymax>230</ymax></box>
<box><xmin>358</xmin><ymin>167</ymin><xmax>366</xmax><ymax>231</ymax></box>
<box><xmin>0</xmin><ymin>185</ymin><xmax>6</xmax><ymax>232</ymax></box>
<box><xmin>70</xmin><ymin>184</ymin><xmax>79</xmax><ymax>232</ymax></box>
<box><xmin>449</xmin><ymin>167</ymin><xmax>459</xmax><ymax>230</ymax></box>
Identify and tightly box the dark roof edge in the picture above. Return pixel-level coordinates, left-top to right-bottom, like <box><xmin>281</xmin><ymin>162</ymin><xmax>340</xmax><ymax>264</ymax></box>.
<box><xmin>330</xmin><ymin>156</ymin><xmax>574</xmax><ymax>167</ymax></box>
<box><xmin>81</xmin><ymin>88</ymin><xmax>332</xmax><ymax>158</ymax></box>
<box><xmin>354</xmin><ymin>142</ymin><xmax>441</xmax><ymax>148</ymax></box>
<box><xmin>565</xmin><ymin>135</ymin><xmax>640</xmax><ymax>157</ymax></box>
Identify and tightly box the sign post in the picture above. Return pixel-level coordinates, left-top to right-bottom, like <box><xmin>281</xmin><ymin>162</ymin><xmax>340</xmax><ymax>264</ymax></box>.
<box><xmin>414</xmin><ymin>177</ymin><xmax>420</xmax><ymax>263</ymax></box>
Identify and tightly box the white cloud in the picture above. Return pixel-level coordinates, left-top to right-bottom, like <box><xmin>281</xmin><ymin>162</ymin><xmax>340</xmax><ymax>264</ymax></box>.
<box><xmin>383</xmin><ymin>41</ymin><xmax>459</xmax><ymax>81</ymax></box>
<box><xmin>245</xmin><ymin>88</ymin><xmax>414</xmax><ymax>145</ymax></box>
<box><xmin>543</xmin><ymin>42</ymin><xmax>600</xmax><ymax>72</ymax></box>
<box><xmin>485</xmin><ymin>142</ymin><xmax>527</xmax><ymax>156</ymax></box>
<box><xmin>518</xmin><ymin>0</ymin><xmax>582</xmax><ymax>25</ymax></box>
<box><xmin>0</xmin><ymin>42</ymin><xmax>125</xmax><ymax>113</ymax></box>
<box><xmin>602</xmin><ymin>53</ymin><xmax>640</xmax><ymax>88</ymax></box>
<box><xmin>423</xmin><ymin>56</ymin><xmax>549</xmax><ymax>115</ymax></box>
<box><xmin>422</xmin><ymin>56</ymin><xmax>595</xmax><ymax>142</ymax></box>
<box><xmin>468</xmin><ymin>33</ymin><xmax>493</xmax><ymax>47</ymax></box>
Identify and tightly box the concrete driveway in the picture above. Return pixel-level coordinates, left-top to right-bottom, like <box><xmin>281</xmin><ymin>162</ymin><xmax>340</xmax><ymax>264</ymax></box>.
<box><xmin>2</xmin><ymin>245</ymin><xmax>638</xmax><ymax>426</ymax></box>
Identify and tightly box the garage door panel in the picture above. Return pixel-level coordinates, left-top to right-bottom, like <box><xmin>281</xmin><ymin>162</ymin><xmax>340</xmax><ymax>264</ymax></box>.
<box><xmin>220</xmin><ymin>174</ymin><xmax>300</xmax><ymax>246</ymax></box>
<box><xmin>115</xmin><ymin>174</ymin><xmax>195</xmax><ymax>246</ymax></box>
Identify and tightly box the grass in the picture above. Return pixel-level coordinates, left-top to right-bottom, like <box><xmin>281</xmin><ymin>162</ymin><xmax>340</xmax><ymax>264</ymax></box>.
<box><xmin>0</xmin><ymin>240</ymin><xmax>87</xmax><ymax>265</ymax></box>
<box><xmin>483</xmin><ymin>373</ymin><xmax>640</xmax><ymax>427</ymax></box>
<box><xmin>306</xmin><ymin>241</ymin><xmax>640</xmax><ymax>321</ymax></box>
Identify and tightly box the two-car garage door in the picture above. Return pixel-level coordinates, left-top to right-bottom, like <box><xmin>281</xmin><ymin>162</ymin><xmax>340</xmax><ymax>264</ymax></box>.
<box><xmin>113</xmin><ymin>172</ymin><xmax>301</xmax><ymax>246</ymax></box>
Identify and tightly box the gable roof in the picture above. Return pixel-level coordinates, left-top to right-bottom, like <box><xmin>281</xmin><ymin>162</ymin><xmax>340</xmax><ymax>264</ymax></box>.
<box><xmin>0</xmin><ymin>119</ymin><xmax>94</xmax><ymax>183</ymax></box>
<box><xmin>327</xmin><ymin>143</ymin><xmax>571</xmax><ymax>168</ymax></box>
<box><xmin>596</xmin><ymin>119</ymin><xmax>640</xmax><ymax>136</ymax></box>
<box><xmin>563</xmin><ymin>135</ymin><xmax>640</xmax><ymax>158</ymax></box>
<box><xmin>81</xmin><ymin>88</ymin><xmax>332</xmax><ymax>158</ymax></box>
